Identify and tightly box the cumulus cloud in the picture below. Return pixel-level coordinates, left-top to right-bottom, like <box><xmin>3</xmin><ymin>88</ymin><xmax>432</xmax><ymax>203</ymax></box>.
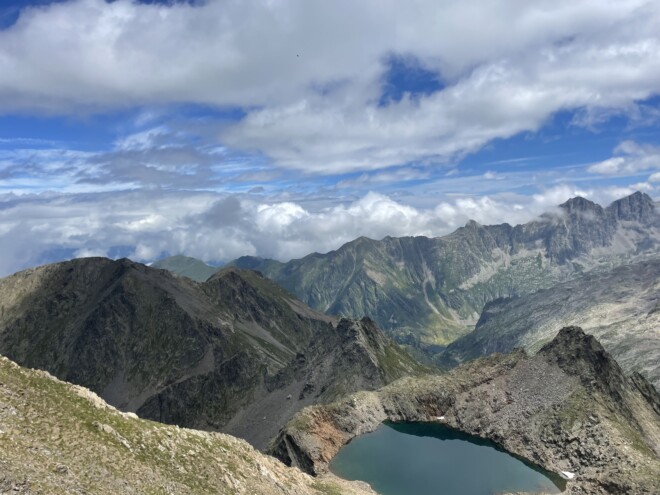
<box><xmin>0</xmin><ymin>0</ymin><xmax>659</xmax><ymax>171</ymax></box>
<box><xmin>588</xmin><ymin>141</ymin><xmax>660</xmax><ymax>175</ymax></box>
<box><xmin>1</xmin><ymin>185</ymin><xmax>652</xmax><ymax>277</ymax></box>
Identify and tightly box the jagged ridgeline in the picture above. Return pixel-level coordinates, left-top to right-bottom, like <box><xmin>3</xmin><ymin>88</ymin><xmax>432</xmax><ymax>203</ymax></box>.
<box><xmin>0</xmin><ymin>258</ymin><xmax>427</xmax><ymax>449</ymax></box>
<box><xmin>229</xmin><ymin>192</ymin><xmax>660</xmax><ymax>347</ymax></box>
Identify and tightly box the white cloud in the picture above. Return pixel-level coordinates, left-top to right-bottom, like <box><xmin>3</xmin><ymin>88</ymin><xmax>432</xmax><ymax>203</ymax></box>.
<box><xmin>74</xmin><ymin>247</ymin><xmax>108</xmax><ymax>258</ymax></box>
<box><xmin>588</xmin><ymin>141</ymin><xmax>660</xmax><ymax>175</ymax></box>
<box><xmin>0</xmin><ymin>185</ymin><xmax>651</xmax><ymax>277</ymax></box>
<box><xmin>0</xmin><ymin>0</ymin><xmax>659</xmax><ymax>172</ymax></box>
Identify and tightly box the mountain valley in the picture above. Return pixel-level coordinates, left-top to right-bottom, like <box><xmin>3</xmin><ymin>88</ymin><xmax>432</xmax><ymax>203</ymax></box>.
<box><xmin>441</xmin><ymin>255</ymin><xmax>660</xmax><ymax>388</ymax></box>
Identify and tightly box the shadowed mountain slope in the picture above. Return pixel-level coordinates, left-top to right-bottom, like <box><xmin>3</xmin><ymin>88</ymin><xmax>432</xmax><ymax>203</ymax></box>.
<box><xmin>0</xmin><ymin>257</ymin><xmax>426</xmax><ymax>449</ymax></box>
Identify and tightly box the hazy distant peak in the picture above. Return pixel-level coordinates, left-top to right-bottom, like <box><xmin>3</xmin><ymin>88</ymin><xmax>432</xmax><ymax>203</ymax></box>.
<box><xmin>607</xmin><ymin>190</ymin><xmax>656</xmax><ymax>223</ymax></box>
<box><xmin>152</xmin><ymin>255</ymin><xmax>219</xmax><ymax>282</ymax></box>
<box><xmin>558</xmin><ymin>195</ymin><xmax>601</xmax><ymax>214</ymax></box>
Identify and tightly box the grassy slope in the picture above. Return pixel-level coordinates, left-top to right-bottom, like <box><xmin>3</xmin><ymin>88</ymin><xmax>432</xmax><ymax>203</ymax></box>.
<box><xmin>0</xmin><ymin>355</ymin><xmax>373</xmax><ymax>495</ymax></box>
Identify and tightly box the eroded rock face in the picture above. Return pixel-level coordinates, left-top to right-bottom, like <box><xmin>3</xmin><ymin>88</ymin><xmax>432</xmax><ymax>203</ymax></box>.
<box><xmin>272</xmin><ymin>327</ymin><xmax>660</xmax><ymax>494</ymax></box>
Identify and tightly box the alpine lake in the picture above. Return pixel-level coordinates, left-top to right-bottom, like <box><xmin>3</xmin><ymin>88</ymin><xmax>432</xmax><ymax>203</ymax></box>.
<box><xmin>330</xmin><ymin>421</ymin><xmax>566</xmax><ymax>495</ymax></box>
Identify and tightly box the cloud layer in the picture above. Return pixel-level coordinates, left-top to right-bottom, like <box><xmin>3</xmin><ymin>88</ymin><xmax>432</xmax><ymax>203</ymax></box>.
<box><xmin>1</xmin><ymin>1</ymin><xmax>659</xmax><ymax>276</ymax></box>
<box><xmin>0</xmin><ymin>184</ymin><xmax>649</xmax><ymax>277</ymax></box>
<box><xmin>1</xmin><ymin>0</ymin><xmax>659</xmax><ymax>172</ymax></box>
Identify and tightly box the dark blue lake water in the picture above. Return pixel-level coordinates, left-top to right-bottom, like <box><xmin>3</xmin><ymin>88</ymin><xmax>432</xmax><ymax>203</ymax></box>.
<box><xmin>330</xmin><ymin>422</ymin><xmax>565</xmax><ymax>495</ymax></box>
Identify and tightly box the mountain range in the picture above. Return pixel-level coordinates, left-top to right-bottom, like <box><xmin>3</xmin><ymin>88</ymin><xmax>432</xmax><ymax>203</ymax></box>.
<box><xmin>441</xmin><ymin>255</ymin><xmax>660</xmax><ymax>388</ymax></box>
<box><xmin>0</xmin><ymin>191</ymin><xmax>659</xmax><ymax>493</ymax></box>
<box><xmin>228</xmin><ymin>192</ymin><xmax>660</xmax><ymax>349</ymax></box>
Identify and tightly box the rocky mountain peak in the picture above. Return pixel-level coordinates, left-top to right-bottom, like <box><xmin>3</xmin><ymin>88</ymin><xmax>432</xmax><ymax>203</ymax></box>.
<box><xmin>539</xmin><ymin>326</ymin><xmax>612</xmax><ymax>369</ymax></box>
<box><xmin>538</xmin><ymin>326</ymin><xmax>630</xmax><ymax>399</ymax></box>
<box><xmin>558</xmin><ymin>196</ymin><xmax>602</xmax><ymax>215</ymax></box>
<box><xmin>336</xmin><ymin>316</ymin><xmax>388</xmax><ymax>353</ymax></box>
<box><xmin>607</xmin><ymin>190</ymin><xmax>655</xmax><ymax>223</ymax></box>
<box><xmin>464</xmin><ymin>219</ymin><xmax>482</xmax><ymax>229</ymax></box>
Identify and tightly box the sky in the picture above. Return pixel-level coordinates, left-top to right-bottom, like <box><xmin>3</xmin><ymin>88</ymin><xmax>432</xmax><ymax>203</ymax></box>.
<box><xmin>1</xmin><ymin>0</ymin><xmax>660</xmax><ymax>276</ymax></box>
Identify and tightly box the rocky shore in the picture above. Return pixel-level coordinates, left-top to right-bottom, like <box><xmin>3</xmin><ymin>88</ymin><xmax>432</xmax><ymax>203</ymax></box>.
<box><xmin>271</xmin><ymin>327</ymin><xmax>660</xmax><ymax>494</ymax></box>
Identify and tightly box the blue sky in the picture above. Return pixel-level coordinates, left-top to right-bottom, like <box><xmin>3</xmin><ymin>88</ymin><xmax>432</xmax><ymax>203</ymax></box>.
<box><xmin>1</xmin><ymin>0</ymin><xmax>659</xmax><ymax>275</ymax></box>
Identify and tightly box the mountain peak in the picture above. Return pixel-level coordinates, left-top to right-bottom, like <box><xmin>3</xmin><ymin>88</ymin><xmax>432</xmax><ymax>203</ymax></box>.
<box><xmin>607</xmin><ymin>191</ymin><xmax>655</xmax><ymax>223</ymax></box>
<box><xmin>558</xmin><ymin>196</ymin><xmax>601</xmax><ymax>214</ymax></box>
<box><xmin>152</xmin><ymin>255</ymin><xmax>218</xmax><ymax>282</ymax></box>
<box><xmin>539</xmin><ymin>326</ymin><xmax>628</xmax><ymax>396</ymax></box>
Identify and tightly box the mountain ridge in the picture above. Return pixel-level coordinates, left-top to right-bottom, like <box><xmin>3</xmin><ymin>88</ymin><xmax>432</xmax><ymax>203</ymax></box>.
<box><xmin>0</xmin><ymin>353</ymin><xmax>375</xmax><ymax>495</ymax></box>
<box><xmin>229</xmin><ymin>192</ymin><xmax>660</xmax><ymax>347</ymax></box>
<box><xmin>440</xmin><ymin>255</ymin><xmax>660</xmax><ymax>388</ymax></box>
<box><xmin>0</xmin><ymin>257</ymin><xmax>425</xmax><ymax>449</ymax></box>
<box><xmin>152</xmin><ymin>254</ymin><xmax>219</xmax><ymax>282</ymax></box>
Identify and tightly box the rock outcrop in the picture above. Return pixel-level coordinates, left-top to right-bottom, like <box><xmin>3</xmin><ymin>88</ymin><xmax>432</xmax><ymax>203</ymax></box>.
<box><xmin>272</xmin><ymin>327</ymin><xmax>660</xmax><ymax>494</ymax></box>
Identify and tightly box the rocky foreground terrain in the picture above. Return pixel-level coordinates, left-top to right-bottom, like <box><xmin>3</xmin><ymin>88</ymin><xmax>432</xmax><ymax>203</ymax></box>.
<box><xmin>0</xmin><ymin>354</ymin><xmax>375</xmax><ymax>495</ymax></box>
<box><xmin>442</xmin><ymin>256</ymin><xmax>660</xmax><ymax>388</ymax></box>
<box><xmin>0</xmin><ymin>258</ymin><xmax>425</xmax><ymax>449</ymax></box>
<box><xmin>273</xmin><ymin>327</ymin><xmax>660</xmax><ymax>494</ymax></box>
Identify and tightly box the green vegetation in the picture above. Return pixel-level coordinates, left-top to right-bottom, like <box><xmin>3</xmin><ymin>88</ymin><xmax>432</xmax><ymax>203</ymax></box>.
<box><xmin>0</xmin><ymin>356</ymin><xmax>370</xmax><ymax>495</ymax></box>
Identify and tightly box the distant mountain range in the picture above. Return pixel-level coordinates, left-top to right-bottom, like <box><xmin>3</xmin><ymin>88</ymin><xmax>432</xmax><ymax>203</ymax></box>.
<box><xmin>0</xmin><ymin>257</ymin><xmax>425</xmax><ymax>449</ymax></box>
<box><xmin>441</xmin><ymin>255</ymin><xmax>660</xmax><ymax>388</ymax></box>
<box><xmin>152</xmin><ymin>254</ymin><xmax>219</xmax><ymax>282</ymax></box>
<box><xmin>228</xmin><ymin>192</ymin><xmax>659</xmax><ymax>348</ymax></box>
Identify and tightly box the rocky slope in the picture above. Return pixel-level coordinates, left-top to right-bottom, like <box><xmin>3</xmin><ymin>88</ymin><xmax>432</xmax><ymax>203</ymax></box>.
<box><xmin>231</xmin><ymin>192</ymin><xmax>660</xmax><ymax>347</ymax></box>
<box><xmin>152</xmin><ymin>255</ymin><xmax>219</xmax><ymax>282</ymax></box>
<box><xmin>272</xmin><ymin>327</ymin><xmax>660</xmax><ymax>494</ymax></box>
<box><xmin>0</xmin><ymin>257</ymin><xmax>425</xmax><ymax>449</ymax></box>
<box><xmin>0</xmin><ymin>354</ymin><xmax>374</xmax><ymax>495</ymax></box>
<box><xmin>441</xmin><ymin>256</ymin><xmax>660</xmax><ymax>388</ymax></box>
